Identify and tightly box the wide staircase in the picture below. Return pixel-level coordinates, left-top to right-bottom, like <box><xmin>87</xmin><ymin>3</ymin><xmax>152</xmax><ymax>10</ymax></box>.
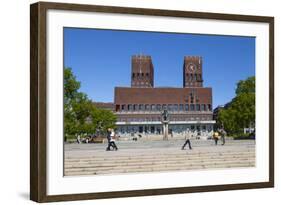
<box><xmin>64</xmin><ymin>140</ymin><xmax>255</xmax><ymax>176</ymax></box>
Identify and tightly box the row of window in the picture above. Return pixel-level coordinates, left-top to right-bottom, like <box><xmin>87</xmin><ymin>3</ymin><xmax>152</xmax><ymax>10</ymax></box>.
<box><xmin>116</xmin><ymin>104</ymin><xmax>212</xmax><ymax>112</ymax></box>
<box><xmin>117</xmin><ymin>125</ymin><xmax>212</xmax><ymax>134</ymax></box>
<box><xmin>132</xmin><ymin>72</ymin><xmax>150</xmax><ymax>78</ymax></box>
<box><xmin>132</xmin><ymin>81</ymin><xmax>151</xmax><ymax>86</ymax></box>
<box><xmin>118</xmin><ymin>116</ymin><xmax>212</xmax><ymax>122</ymax></box>
<box><xmin>132</xmin><ymin>73</ymin><xmax>200</xmax><ymax>81</ymax></box>
<box><xmin>186</xmin><ymin>73</ymin><xmax>202</xmax><ymax>81</ymax></box>
<box><xmin>185</xmin><ymin>82</ymin><xmax>201</xmax><ymax>86</ymax></box>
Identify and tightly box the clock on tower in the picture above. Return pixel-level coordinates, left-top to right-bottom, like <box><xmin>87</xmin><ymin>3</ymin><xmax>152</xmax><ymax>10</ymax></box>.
<box><xmin>183</xmin><ymin>56</ymin><xmax>203</xmax><ymax>88</ymax></box>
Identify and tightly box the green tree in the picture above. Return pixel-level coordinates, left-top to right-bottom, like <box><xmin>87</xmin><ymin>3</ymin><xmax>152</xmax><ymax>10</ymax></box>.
<box><xmin>236</xmin><ymin>76</ymin><xmax>255</xmax><ymax>95</ymax></box>
<box><xmin>64</xmin><ymin>67</ymin><xmax>116</xmax><ymax>140</ymax></box>
<box><xmin>64</xmin><ymin>67</ymin><xmax>83</xmax><ymax>137</ymax></box>
<box><xmin>91</xmin><ymin>108</ymin><xmax>117</xmax><ymax>134</ymax></box>
<box><xmin>217</xmin><ymin>76</ymin><xmax>255</xmax><ymax>135</ymax></box>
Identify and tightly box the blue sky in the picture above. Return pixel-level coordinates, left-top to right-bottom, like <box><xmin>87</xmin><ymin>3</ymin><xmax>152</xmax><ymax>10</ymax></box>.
<box><xmin>64</xmin><ymin>28</ymin><xmax>255</xmax><ymax>108</ymax></box>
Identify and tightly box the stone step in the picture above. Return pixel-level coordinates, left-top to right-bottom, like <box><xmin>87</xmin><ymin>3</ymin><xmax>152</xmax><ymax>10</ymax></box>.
<box><xmin>65</xmin><ymin>151</ymin><xmax>255</xmax><ymax>161</ymax></box>
<box><xmin>66</xmin><ymin>147</ymin><xmax>253</xmax><ymax>151</ymax></box>
<box><xmin>65</xmin><ymin>140</ymin><xmax>255</xmax><ymax>150</ymax></box>
<box><xmin>66</xmin><ymin>143</ymin><xmax>255</xmax><ymax>150</ymax></box>
<box><xmin>65</xmin><ymin>146</ymin><xmax>255</xmax><ymax>153</ymax></box>
<box><xmin>64</xmin><ymin>163</ymin><xmax>255</xmax><ymax>176</ymax></box>
<box><xmin>65</xmin><ymin>151</ymin><xmax>255</xmax><ymax>158</ymax></box>
<box><xmin>65</xmin><ymin>153</ymin><xmax>255</xmax><ymax>165</ymax></box>
<box><xmin>65</xmin><ymin>158</ymin><xmax>254</xmax><ymax>169</ymax></box>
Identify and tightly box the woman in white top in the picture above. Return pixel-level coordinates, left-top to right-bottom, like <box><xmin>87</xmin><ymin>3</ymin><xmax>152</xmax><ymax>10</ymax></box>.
<box><xmin>110</xmin><ymin>129</ymin><xmax>118</xmax><ymax>151</ymax></box>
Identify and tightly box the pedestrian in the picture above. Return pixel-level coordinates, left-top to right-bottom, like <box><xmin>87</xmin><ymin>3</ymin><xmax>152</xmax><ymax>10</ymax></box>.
<box><xmin>106</xmin><ymin>128</ymin><xmax>118</xmax><ymax>151</ymax></box>
<box><xmin>182</xmin><ymin>130</ymin><xmax>192</xmax><ymax>150</ymax></box>
<box><xmin>106</xmin><ymin>128</ymin><xmax>112</xmax><ymax>151</ymax></box>
<box><xmin>213</xmin><ymin>131</ymin><xmax>219</xmax><ymax>145</ymax></box>
<box><xmin>219</xmin><ymin>126</ymin><xmax>226</xmax><ymax>145</ymax></box>
<box><xmin>110</xmin><ymin>129</ymin><xmax>118</xmax><ymax>151</ymax></box>
<box><xmin>76</xmin><ymin>134</ymin><xmax>81</xmax><ymax>144</ymax></box>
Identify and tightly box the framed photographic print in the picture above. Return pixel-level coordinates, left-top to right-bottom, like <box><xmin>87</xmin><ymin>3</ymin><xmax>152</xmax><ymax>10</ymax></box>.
<box><xmin>30</xmin><ymin>1</ymin><xmax>274</xmax><ymax>202</ymax></box>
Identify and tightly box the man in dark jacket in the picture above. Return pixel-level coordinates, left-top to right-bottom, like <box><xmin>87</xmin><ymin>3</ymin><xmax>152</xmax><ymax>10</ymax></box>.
<box><xmin>181</xmin><ymin>130</ymin><xmax>192</xmax><ymax>150</ymax></box>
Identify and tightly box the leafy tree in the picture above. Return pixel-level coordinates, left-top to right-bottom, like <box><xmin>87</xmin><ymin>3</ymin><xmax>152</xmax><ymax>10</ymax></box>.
<box><xmin>91</xmin><ymin>108</ymin><xmax>117</xmax><ymax>134</ymax></box>
<box><xmin>236</xmin><ymin>76</ymin><xmax>255</xmax><ymax>95</ymax></box>
<box><xmin>217</xmin><ymin>76</ymin><xmax>255</xmax><ymax>135</ymax></box>
<box><xmin>64</xmin><ymin>67</ymin><xmax>81</xmax><ymax>104</ymax></box>
<box><xmin>64</xmin><ymin>67</ymin><xmax>82</xmax><ymax>137</ymax></box>
<box><xmin>64</xmin><ymin>67</ymin><xmax>116</xmax><ymax>141</ymax></box>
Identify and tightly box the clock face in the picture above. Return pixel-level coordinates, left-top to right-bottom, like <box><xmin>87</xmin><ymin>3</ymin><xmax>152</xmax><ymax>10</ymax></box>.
<box><xmin>187</xmin><ymin>63</ymin><xmax>197</xmax><ymax>72</ymax></box>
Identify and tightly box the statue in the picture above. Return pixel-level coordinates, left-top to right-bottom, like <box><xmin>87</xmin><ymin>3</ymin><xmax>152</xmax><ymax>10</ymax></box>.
<box><xmin>162</xmin><ymin>109</ymin><xmax>169</xmax><ymax>122</ymax></box>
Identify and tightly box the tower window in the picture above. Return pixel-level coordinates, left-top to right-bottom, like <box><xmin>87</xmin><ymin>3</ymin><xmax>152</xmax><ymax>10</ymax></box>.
<box><xmin>190</xmin><ymin>96</ymin><xmax>194</xmax><ymax>103</ymax></box>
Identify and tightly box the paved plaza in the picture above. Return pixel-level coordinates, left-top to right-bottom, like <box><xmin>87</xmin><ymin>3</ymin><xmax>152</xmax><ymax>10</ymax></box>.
<box><xmin>64</xmin><ymin>139</ymin><xmax>255</xmax><ymax>176</ymax></box>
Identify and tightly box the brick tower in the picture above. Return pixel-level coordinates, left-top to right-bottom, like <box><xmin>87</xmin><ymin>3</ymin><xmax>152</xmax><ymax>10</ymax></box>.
<box><xmin>183</xmin><ymin>56</ymin><xmax>203</xmax><ymax>87</ymax></box>
<box><xmin>131</xmin><ymin>55</ymin><xmax>154</xmax><ymax>87</ymax></box>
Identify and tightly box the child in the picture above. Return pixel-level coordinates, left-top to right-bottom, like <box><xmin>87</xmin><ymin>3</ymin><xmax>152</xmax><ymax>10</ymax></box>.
<box><xmin>213</xmin><ymin>131</ymin><xmax>220</xmax><ymax>145</ymax></box>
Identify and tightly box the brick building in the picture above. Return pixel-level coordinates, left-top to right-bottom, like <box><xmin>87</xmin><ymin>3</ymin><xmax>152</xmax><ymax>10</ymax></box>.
<box><xmin>114</xmin><ymin>55</ymin><xmax>215</xmax><ymax>138</ymax></box>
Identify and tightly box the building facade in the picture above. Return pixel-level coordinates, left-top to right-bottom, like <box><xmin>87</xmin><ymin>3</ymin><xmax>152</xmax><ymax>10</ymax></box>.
<box><xmin>114</xmin><ymin>55</ymin><xmax>215</xmax><ymax>138</ymax></box>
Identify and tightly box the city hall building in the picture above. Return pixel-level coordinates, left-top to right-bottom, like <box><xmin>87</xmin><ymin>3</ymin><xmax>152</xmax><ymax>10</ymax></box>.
<box><xmin>113</xmin><ymin>55</ymin><xmax>215</xmax><ymax>138</ymax></box>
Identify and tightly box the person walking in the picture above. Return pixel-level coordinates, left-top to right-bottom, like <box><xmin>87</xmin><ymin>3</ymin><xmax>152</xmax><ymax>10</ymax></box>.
<box><xmin>106</xmin><ymin>128</ymin><xmax>112</xmax><ymax>151</ymax></box>
<box><xmin>213</xmin><ymin>131</ymin><xmax>219</xmax><ymax>145</ymax></box>
<box><xmin>181</xmin><ymin>130</ymin><xmax>192</xmax><ymax>150</ymax></box>
<box><xmin>106</xmin><ymin>128</ymin><xmax>118</xmax><ymax>151</ymax></box>
<box><xmin>110</xmin><ymin>129</ymin><xmax>118</xmax><ymax>151</ymax></box>
<box><xmin>76</xmin><ymin>134</ymin><xmax>81</xmax><ymax>144</ymax></box>
<box><xmin>219</xmin><ymin>126</ymin><xmax>226</xmax><ymax>146</ymax></box>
